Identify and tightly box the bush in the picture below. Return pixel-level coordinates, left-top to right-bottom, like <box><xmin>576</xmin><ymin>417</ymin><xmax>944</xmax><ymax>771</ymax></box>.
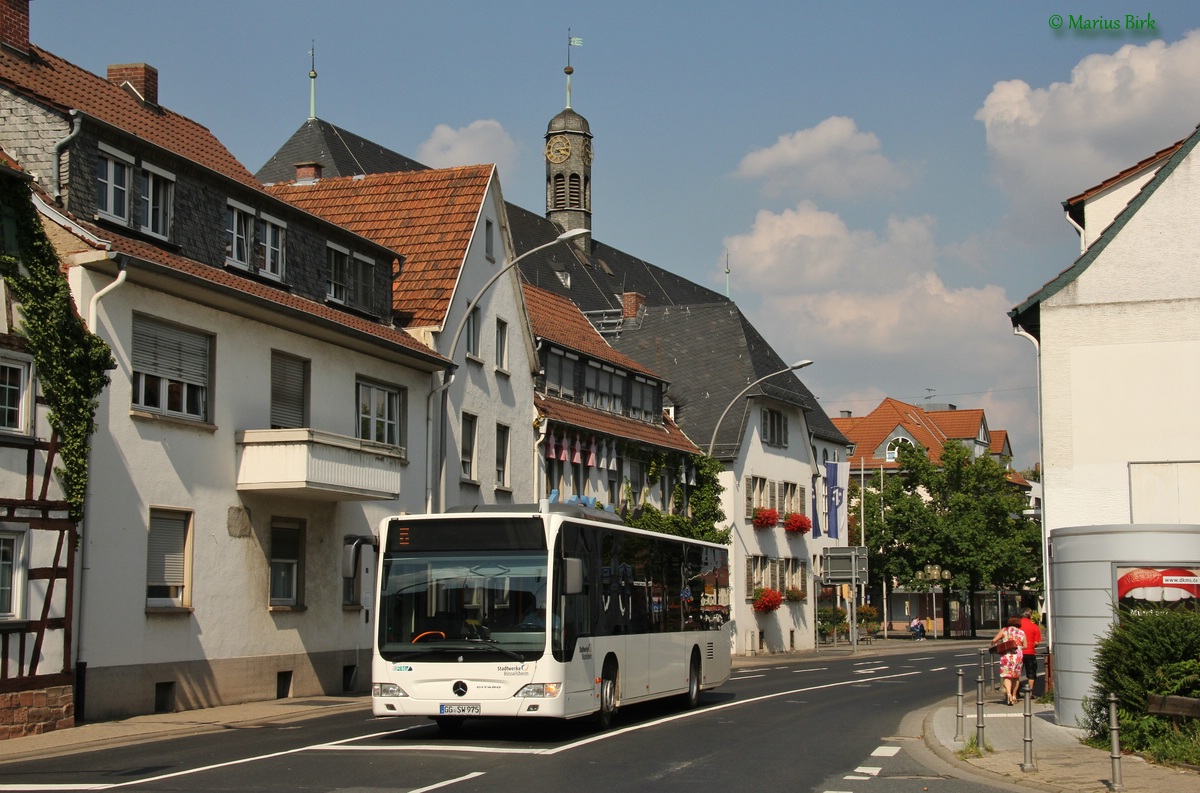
<box><xmin>1082</xmin><ymin>606</ymin><xmax>1200</xmax><ymax>765</ymax></box>
<box><xmin>817</xmin><ymin>606</ymin><xmax>847</xmax><ymax>637</ymax></box>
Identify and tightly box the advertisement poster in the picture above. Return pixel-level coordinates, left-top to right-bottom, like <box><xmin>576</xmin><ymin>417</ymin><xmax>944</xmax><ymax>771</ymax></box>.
<box><xmin>1115</xmin><ymin>565</ymin><xmax>1200</xmax><ymax>610</ymax></box>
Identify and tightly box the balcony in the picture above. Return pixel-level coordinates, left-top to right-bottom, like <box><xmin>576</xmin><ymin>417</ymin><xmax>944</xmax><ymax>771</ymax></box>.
<box><xmin>235</xmin><ymin>428</ymin><xmax>405</xmax><ymax>501</ymax></box>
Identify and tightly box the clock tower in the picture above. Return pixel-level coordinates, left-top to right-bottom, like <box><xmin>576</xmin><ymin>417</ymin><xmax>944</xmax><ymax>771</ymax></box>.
<box><xmin>545</xmin><ymin>65</ymin><xmax>592</xmax><ymax>243</ymax></box>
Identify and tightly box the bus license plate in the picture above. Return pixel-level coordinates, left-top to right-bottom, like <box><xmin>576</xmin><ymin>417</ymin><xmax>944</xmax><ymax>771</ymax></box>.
<box><xmin>439</xmin><ymin>703</ymin><xmax>480</xmax><ymax>715</ymax></box>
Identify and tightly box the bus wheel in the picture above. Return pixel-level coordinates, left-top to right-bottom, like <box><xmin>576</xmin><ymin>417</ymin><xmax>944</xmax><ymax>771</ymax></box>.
<box><xmin>596</xmin><ymin>659</ymin><xmax>619</xmax><ymax>729</ymax></box>
<box><xmin>434</xmin><ymin>716</ymin><xmax>464</xmax><ymax>734</ymax></box>
<box><xmin>682</xmin><ymin>651</ymin><xmax>701</xmax><ymax>709</ymax></box>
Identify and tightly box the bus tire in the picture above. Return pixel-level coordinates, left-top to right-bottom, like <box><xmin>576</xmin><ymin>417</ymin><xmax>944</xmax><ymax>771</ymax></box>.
<box><xmin>596</xmin><ymin>658</ymin><xmax>619</xmax><ymax>729</ymax></box>
<box><xmin>682</xmin><ymin>649</ymin><xmax>701</xmax><ymax>709</ymax></box>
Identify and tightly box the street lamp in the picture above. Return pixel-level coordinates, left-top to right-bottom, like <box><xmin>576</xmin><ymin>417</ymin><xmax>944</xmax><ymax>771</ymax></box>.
<box><xmin>706</xmin><ymin>360</ymin><xmax>813</xmax><ymax>457</ymax></box>
<box><xmin>916</xmin><ymin>564</ymin><xmax>952</xmax><ymax>639</ymax></box>
<box><xmin>428</xmin><ymin>226</ymin><xmax>589</xmax><ymax>512</ymax></box>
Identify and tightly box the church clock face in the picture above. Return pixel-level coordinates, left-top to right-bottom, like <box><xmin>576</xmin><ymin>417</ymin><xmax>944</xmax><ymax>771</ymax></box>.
<box><xmin>545</xmin><ymin>134</ymin><xmax>572</xmax><ymax>163</ymax></box>
<box><xmin>582</xmin><ymin>140</ymin><xmax>593</xmax><ymax>164</ymax></box>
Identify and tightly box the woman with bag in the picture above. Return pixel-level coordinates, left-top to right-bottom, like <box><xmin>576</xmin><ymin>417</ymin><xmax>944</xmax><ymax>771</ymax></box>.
<box><xmin>989</xmin><ymin>616</ymin><xmax>1026</xmax><ymax>705</ymax></box>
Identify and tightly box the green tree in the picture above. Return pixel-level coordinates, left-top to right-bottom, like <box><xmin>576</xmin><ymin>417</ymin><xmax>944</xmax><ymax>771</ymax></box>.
<box><xmin>858</xmin><ymin>441</ymin><xmax>1041</xmax><ymax>635</ymax></box>
<box><xmin>624</xmin><ymin>454</ymin><xmax>729</xmax><ymax>544</ymax></box>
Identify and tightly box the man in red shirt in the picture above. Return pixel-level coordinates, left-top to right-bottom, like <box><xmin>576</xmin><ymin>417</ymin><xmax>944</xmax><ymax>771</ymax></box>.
<box><xmin>1019</xmin><ymin>608</ymin><xmax>1042</xmax><ymax>692</ymax></box>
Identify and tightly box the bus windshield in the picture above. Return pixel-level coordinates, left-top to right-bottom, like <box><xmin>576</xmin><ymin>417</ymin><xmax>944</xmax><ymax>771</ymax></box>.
<box><xmin>378</xmin><ymin>550</ymin><xmax>551</xmax><ymax>662</ymax></box>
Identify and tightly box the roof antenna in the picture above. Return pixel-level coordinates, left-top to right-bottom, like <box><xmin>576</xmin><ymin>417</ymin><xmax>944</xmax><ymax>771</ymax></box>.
<box><xmin>724</xmin><ymin>250</ymin><xmax>731</xmax><ymax>298</ymax></box>
<box><xmin>308</xmin><ymin>41</ymin><xmax>318</xmax><ymax>120</ymax></box>
<box><xmin>565</xmin><ymin>29</ymin><xmax>583</xmax><ymax>109</ymax></box>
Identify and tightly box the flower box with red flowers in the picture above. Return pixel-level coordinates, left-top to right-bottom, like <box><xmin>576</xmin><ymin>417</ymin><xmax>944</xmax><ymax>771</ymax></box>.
<box><xmin>752</xmin><ymin>587</ymin><xmax>783</xmax><ymax>612</ymax></box>
<box><xmin>751</xmin><ymin>507</ymin><xmax>779</xmax><ymax>529</ymax></box>
<box><xmin>783</xmin><ymin>512</ymin><xmax>812</xmax><ymax>534</ymax></box>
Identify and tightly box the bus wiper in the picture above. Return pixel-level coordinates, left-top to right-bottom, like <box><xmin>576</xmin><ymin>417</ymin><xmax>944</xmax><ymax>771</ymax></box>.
<box><xmin>466</xmin><ymin>640</ymin><xmax>526</xmax><ymax>662</ymax></box>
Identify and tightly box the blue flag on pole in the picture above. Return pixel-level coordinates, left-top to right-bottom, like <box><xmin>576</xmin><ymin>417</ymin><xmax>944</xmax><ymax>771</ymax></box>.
<box><xmin>826</xmin><ymin>461</ymin><xmax>848</xmax><ymax>540</ymax></box>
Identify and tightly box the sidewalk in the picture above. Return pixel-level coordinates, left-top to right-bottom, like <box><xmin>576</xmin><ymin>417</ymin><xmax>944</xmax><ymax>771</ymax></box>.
<box><xmin>0</xmin><ymin>638</ymin><xmax>1195</xmax><ymax>793</ymax></box>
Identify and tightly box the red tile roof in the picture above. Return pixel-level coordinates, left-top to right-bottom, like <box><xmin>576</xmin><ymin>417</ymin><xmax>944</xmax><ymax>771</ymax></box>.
<box><xmin>989</xmin><ymin>429</ymin><xmax>1009</xmax><ymax>456</ymax></box>
<box><xmin>0</xmin><ymin>45</ymin><xmax>259</xmax><ymax>189</ymax></box>
<box><xmin>43</xmin><ymin>206</ymin><xmax>445</xmax><ymax>365</ymax></box>
<box><xmin>1063</xmin><ymin>134</ymin><xmax>1190</xmax><ymax>209</ymax></box>
<box><xmin>832</xmin><ymin>398</ymin><xmax>1000</xmax><ymax>470</ymax></box>
<box><xmin>536</xmin><ymin>394</ymin><xmax>699</xmax><ymax>455</ymax></box>
<box><xmin>522</xmin><ymin>284</ymin><xmax>658</xmax><ymax>378</ymax></box>
<box><xmin>266</xmin><ymin>166</ymin><xmax>494</xmax><ymax>328</ymax></box>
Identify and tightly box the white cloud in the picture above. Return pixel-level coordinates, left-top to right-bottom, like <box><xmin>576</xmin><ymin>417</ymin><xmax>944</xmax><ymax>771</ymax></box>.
<box><xmin>723</xmin><ymin>201</ymin><xmax>1040</xmax><ymax>466</ymax></box>
<box><xmin>976</xmin><ymin>30</ymin><xmax>1200</xmax><ymax>239</ymax></box>
<box><xmin>417</xmin><ymin>119</ymin><xmax>518</xmax><ymax>178</ymax></box>
<box><xmin>735</xmin><ymin>116</ymin><xmax>912</xmax><ymax>200</ymax></box>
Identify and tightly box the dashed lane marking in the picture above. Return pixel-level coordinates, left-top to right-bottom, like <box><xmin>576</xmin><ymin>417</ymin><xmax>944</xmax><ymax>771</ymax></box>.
<box><xmin>871</xmin><ymin>745</ymin><xmax>901</xmax><ymax>757</ymax></box>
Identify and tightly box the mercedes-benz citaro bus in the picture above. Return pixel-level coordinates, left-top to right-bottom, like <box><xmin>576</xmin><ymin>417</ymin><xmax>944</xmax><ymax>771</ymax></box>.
<box><xmin>372</xmin><ymin>501</ymin><xmax>732</xmax><ymax>731</ymax></box>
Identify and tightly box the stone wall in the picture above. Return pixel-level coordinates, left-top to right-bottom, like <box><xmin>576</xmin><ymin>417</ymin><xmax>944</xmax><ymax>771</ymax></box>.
<box><xmin>0</xmin><ymin>685</ymin><xmax>74</xmax><ymax>740</ymax></box>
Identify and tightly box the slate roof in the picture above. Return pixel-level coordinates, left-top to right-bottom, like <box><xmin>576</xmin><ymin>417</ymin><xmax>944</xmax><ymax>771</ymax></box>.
<box><xmin>0</xmin><ymin>45</ymin><xmax>259</xmax><ymax>189</ymax></box>
<box><xmin>535</xmin><ymin>394</ymin><xmax>699</xmax><ymax>455</ymax></box>
<box><xmin>266</xmin><ymin>166</ymin><xmax>494</xmax><ymax>328</ymax></box>
<box><xmin>256</xmin><ymin>118</ymin><xmax>428</xmax><ymax>184</ymax></box>
<box><xmin>40</xmin><ymin>199</ymin><xmax>445</xmax><ymax>367</ymax></box>
<box><xmin>610</xmin><ymin>302</ymin><xmax>846</xmax><ymax>459</ymax></box>
<box><xmin>522</xmin><ymin>284</ymin><xmax>656</xmax><ymax>378</ymax></box>
<box><xmin>1011</xmin><ymin>123</ymin><xmax>1200</xmax><ymax>338</ymax></box>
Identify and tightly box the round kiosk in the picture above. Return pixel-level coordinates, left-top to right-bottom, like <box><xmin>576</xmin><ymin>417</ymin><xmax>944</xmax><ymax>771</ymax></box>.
<box><xmin>1048</xmin><ymin>524</ymin><xmax>1200</xmax><ymax>726</ymax></box>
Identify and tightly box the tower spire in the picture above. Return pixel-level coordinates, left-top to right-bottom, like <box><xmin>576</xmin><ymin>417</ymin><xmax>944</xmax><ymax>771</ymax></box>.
<box><xmin>565</xmin><ymin>30</ymin><xmax>582</xmax><ymax>109</ymax></box>
<box><xmin>308</xmin><ymin>41</ymin><xmax>318</xmax><ymax>120</ymax></box>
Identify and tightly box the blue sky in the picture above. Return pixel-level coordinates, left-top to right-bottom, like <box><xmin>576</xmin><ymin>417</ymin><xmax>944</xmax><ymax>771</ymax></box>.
<box><xmin>34</xmin><ymin>1</ymin><xmax>1200</xmax><ymax>466</ymax></box>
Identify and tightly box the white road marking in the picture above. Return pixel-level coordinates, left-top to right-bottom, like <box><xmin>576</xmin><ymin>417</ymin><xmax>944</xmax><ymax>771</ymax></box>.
<box><xmin>0</xmin><ymin>786</ymin><xmax>108</xmax><ymax>791</ymax></box>
<box><xmin>843</xmin><ymin>775</ymin><xmax>871</xmax><ymax>780</ymax></box>
<box><xmin>854</xmin><ymin>766</ymin><xmax>882</xmax><ymax>775</ymax></box>
<box><xmin>793</xmin><ymin>667</ymin><xmax>827</xmax><ymax>673</ymax></box>
<box><xmin>871</xmin><ymin>745</ymin><xmax>901</xmax><ymax>757</ymax></box>
<box><xmin>929</xmin><ymin>666</ymin><xmax>948</xmax><ymax>671</ymax></box>
<box><xmin>853</xmin><ymin>666</ymin><xmax>888</xmax><ymax>674</ymax></box>
<box><xmin>408</xmin><ymin>772</ymin><xmax>486</xmax><ymax>792</ymax></box>
<box><xmin>907</xmin><ymin>656</ymin><xmax>935</xmax><ymax>661</ymax></box>
<box><xmin>731</xmin><ymin>674</ymin><xmax>766</xmax><ymax>680</ymax></box>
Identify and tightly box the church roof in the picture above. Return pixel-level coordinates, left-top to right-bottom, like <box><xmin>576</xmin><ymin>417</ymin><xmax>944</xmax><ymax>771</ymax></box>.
<box><xmin>256</xmin><ymin>117</ymin><xmax>428</xmax><ymax>185</ymax></box>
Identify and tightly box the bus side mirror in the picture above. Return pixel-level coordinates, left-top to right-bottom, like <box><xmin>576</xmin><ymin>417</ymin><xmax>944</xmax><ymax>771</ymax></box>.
<box><xmin>563</xmin><ymin>558</ymin><xmax>584</xmax><ymax>595</ymax></box>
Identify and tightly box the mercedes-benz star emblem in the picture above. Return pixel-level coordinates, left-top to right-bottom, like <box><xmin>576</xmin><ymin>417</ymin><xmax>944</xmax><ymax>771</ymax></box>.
<box><xmin>452</xmin><ymin>681</ymin><xmax>469</xmax><ymax>697</ymax></box>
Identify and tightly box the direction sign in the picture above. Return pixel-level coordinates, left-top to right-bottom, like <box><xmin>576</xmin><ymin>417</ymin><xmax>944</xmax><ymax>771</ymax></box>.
<box><xmin>822</xmin><ymin>546</ymin><xmax>868</xmax><ymax>584</ymax></box>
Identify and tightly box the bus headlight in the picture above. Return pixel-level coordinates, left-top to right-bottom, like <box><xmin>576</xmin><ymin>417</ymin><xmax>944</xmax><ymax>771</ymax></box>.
<box><xmin>515</xmin><ymin>682</ymin><xmax>563</xmax><ymax>698</ymax></box>
<box><xmin>372</xmin><ymin>682</ymin><xmax>409</xmax><ymax>698</ymax></box>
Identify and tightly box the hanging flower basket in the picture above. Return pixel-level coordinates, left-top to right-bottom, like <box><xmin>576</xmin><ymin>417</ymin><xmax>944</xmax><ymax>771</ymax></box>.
<box><xmin>783</xmin><ymin>512</ymin><xmax>812</xmax><ymax>534</ymax></box>
<box><xmin>784</xmin><ymin>586</ymin><xmax>805</xmax><ymax>602</ymax></box>
<box><xmin>752</xmin><ymin>586</ymin><xmax>783</xmax><ymax>612</ymax></box>
<box><xmin>752</xmin><ymin>507</ymin><xmax>779</xmax><ymax>529</ymax></box>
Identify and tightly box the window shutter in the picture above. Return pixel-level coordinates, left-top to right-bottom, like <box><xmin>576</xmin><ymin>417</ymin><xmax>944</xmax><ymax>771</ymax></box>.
<box><xmin>745</xmin><ymin>479</ymin><xmax>754</xmax><ymax>520</ymax></box>
<box><xmin>761</xmin><ymin>408</ymin><xmax>769</xmax><ymax>442</ymax></box>
<box><xmin>769</xmin><ymin>480</ymin><xmax>778</xmax><ymax>512</ymax></box>
<box><xmin>133</xmin><ymin>316</ymin><xmax>209</xmax><ymax>385</ymax></box>
<box><xmin>745</xmin><ymin>557</ymin><xmax>755</xmax><ymax>598</ymax></box>
<box><xmin>270</xmin><ymin>354</ymin><xmax>306</xmax><ymax>429</ymax></box>
<box><xmin>798</xmin><ymin>561</ymin><xmax>808</xmax><ymax>598</ymax></box>
<box><xmin>147</xmin><ymin>512</ymin><xmax>187</xmax><ymax>587</ymax></box>
<box><xmin>271</xmin><ymin>525</ymin><xmax>301</xmax><ymax>561</ymax></box>
<box><xmin>782</xmin><ymin>414</ymin><xmax>789</xmax><ymax>447</ymax></box>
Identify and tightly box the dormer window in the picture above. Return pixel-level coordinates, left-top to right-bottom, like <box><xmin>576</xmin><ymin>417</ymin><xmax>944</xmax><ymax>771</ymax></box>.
<box><xmin>137</xmin><ymin>163</ymin><xmax>174</xmax><ymax>239</ymax></box>
<box><xmin>326</xmin><ymin>243</ymin><xmax>375</xmax><ymax>311</ymax></box>
<box><xmin>256</xmin><ymin>213</ymin><xmax>286</xmax><ymax>280</ymax></box>
<box><xmin>96</xmin><ymin>143</ymin><xmax>133</xmax><ymax>222</ymax></box>
<box><xmin>225</xmin><ymin>200</ymin><xmax>254</xmax><ymax>268</ymax></box>
<box><xmin>629</xmin><ymin>376</ymin><xmax>659</xmax><ymax>423</ymax></box>
<box><xmin>584</xmin><ymin>362</ymin><xmax>625</xmax><ymax>413</ymax></box>
<box><xmin>886</xmin><ymin>437</ymin><xmax>914</xmax><ymax>462</ymax></box>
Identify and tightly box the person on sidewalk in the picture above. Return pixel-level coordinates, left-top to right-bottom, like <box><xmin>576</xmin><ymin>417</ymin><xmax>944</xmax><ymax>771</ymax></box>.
<box><xmin>990</xmin><ymin>616</ymin><xmax>1026</xmax><ymax>705</ymax></box>
<box><xmin>909</xmin><ymin>616</ymin><xmax>926</xmax><ymax>641</ymax></box>
<box><xmin>1018</xmin><ymin>608</ymin><xmax>1042</xmax><ymax>694</ymax></box>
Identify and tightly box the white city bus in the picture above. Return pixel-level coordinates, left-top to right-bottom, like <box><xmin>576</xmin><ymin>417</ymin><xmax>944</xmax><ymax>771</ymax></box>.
<box><xmin>371</xmin><ymin>501</ymin><xmax>732</xmax><ymax>730</ymax></box>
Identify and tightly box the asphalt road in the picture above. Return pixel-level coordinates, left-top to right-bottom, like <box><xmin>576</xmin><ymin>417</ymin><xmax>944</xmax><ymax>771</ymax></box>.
<box><xmin>0</xmin><ymin>644</ymin><xmax>1013</xmax><ymax>793</ymax></box>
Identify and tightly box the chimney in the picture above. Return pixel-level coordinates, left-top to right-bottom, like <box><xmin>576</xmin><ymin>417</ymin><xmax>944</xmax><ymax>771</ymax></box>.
<box><xmin>294</xmin><ymin>161</ymin><xmax>323</xmax><ymax>183</ymax></box>
<box><xmin>107</xmin><ymin>63</ymin><xmax>159</xmax><ymax>106</ymax></box>
<box><xmin>1</xmin><ymin>0</ymin><xmax>30</xmax><ymax>55</ymax></box>
<box><xmin>840</xmin><ymin>410</ymin><xmax>852</xmax><ymax>418</ymax></box>
<box><xmin>622</xmin><ymin>291</ymin><xmax>645</xmax><ymax>320</ymax></box>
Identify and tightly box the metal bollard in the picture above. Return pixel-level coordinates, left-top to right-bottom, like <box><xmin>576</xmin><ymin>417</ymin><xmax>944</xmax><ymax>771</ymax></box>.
<box><xmin>1109</xmin><ymin>693</ymin><xmax>1124</xmax><ymax>791</ymax></box>
<box><xmin>955</xmin><ymin>669</ymin><xmax>965</xmax><ymax>742</ymax></box>
<box><xmin>976</xmin><ymin>649</ymin><xmax>986</xmax><ymax>750</ymax></box>
<box><xmin>1021</xmin><ymin>684</ymin><xmax>1036</xmax><ymax>771</ymax></box>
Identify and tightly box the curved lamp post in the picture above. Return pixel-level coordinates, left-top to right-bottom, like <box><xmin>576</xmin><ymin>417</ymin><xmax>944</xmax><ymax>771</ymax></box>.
<box><xmin>706</xmin><ymin>360</ymin><xmax>813</xmax><ymax>457</ymax></box>
<box><xmin>430</xmin><ymin>227</ymin><xmax>590</xmax><ymax>512</ymax></box>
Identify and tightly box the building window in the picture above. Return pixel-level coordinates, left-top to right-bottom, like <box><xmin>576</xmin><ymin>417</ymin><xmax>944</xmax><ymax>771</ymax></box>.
<box><xmin>131</xmin><ymin>315</ymin><xmax>210</xmax><ymax>422</ymax></box>
<box><xmin>327</xmin><ymin>245</ymin><xmax>348</xmax><ymax>303</ymax></box>
<box><xmin>464</xmin><ymin>307</ymin><xmax>481</xmax><ymax>358</ymax></box>
<box><xmin>495</xmin><ymin>319</ymin><xmax>508</xmax><ymax>371</ymax></box>
<box><xmin>351</xmin><ymin>254</ymin><xmax>374</xmax><ymax>309</ymax></box>
<box><xmin>630</xmin><ymin>377</ymin><xmax>657</xmax><ymax>422</ymax></box>
<box><xmin>763</xmin><ymin>409</ymin><xmax>788</xmax><ymax>448</ymax></box>
<box><xmin>357</xmin><ymin>380</ymin><xmax>402</xmax><ymax>447</ymax></box>
<box><xmin>745</xmin><ymin>475</ymin><xmax>768</xmax><ymax>519</ymax></box>
<box><xmin>543</xmin><ymin>349</ymin><xmax>578</xmax><ymax>398</ymax></box>
<box><xmin>137</xmin><ymin>164</ymin><xmax>174</xmax><ymax>239</ymax></box>
<box><xmin>0</xmin><ymin>357</ymin><xmax>31</xmax><ymax>434</ymax></box>
<box><xmin>147</xmin><ymin>509</ymin><xmax>190</xmax><ymax>607</ymax></box>
<box><xmin>225</xmin><ymin>201</ymin><xmax>254</xmax><ymax>268</ymax></box>
<box><xmin>485</xmin><ymin>218</ymin><xmax>495</xmax><ymax>261</ymax></box>
<box><xmin>270</xmin><ymin>352</ymin><xmax>308</xmax><ymax>429</ymax></box>
<box><xmin>0</xmin><ymin>528</ymin><xmax>25</xmax><ymax>619</ymax></box>
<box><xmin>461</xmin><ymin>413</ymin><xmax>478</xmax><ymax>481</ymax></box>
<box><xmin>256</xmin><ymin>214</ymin><xmax>286</xmax><ymax>280</ymax></box>
<box><xmin>269</xmin><ymin>520</ymin><xmax>304</xmax><ymax>607</ymax></box>
<box><xmin>495</xmin><ymin>423</ymin><xmax>510</xmax><ymax>487</ymax></box>
<box><xmin>780</xmin><ymin>481</ymin><xmax>802</xmax><ymax>515</ymax></box>
<box><xmin>95</xmin><ymin>144</ymin><xmax>132</xmax><ymax>221</ymax></box>
<box><xmin>886</xmin><ymin>437</ymin><xmax>914</xmax><ymax>462</ymax></box>
<box><xmin>584</xmin><ymin>363</ymin><xmax>625</xmax><ymax>413</ymax></box>
<box><xmin>745</xmin><ymin>555</ymin><xmax>803</xmax><ymax>598</ymax></box>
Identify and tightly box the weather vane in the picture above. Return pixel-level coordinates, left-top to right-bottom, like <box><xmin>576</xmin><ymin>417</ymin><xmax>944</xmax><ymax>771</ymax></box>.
<box><xmin>565</xmin><ymin>29</ymin><xmax>582</xmax><ymax>108</ymax></box>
